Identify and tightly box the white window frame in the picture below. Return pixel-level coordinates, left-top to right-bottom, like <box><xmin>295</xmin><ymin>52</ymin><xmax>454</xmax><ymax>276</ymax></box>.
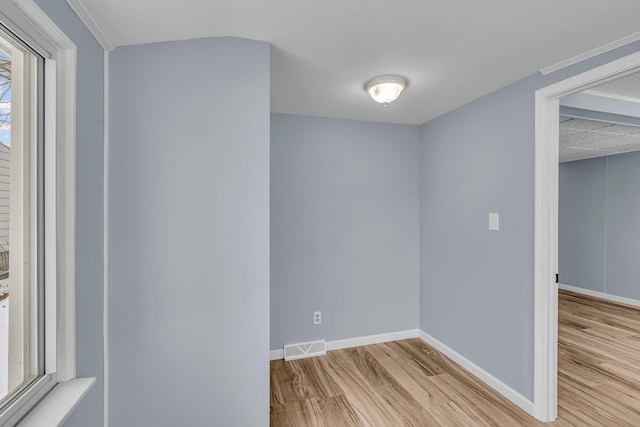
<box><xmin>0</xmin><ymin>0</ymin><xmax>95</xmax><ymax>425</ymax></box>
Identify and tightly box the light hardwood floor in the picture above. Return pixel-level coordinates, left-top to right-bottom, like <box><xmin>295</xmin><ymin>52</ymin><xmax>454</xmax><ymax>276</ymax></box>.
<box><xmin>270</xmin><ymin>290</ymin><xmax>640</xmax><ymax>426</ymax></box>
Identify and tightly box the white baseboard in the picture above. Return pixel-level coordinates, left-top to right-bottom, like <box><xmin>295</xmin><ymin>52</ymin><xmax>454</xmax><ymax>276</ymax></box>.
<box><xmin>559</xmin><ymin>283</ymin><xmax>640</xmax><ymax>308</ymax></box>
<box><xmin>326</xmin><ymin>329</ymin><xmax>419</xmax><ymax>351</ymax></box>
<box><xmin>270</xmin><ymin>329</ymin><xmax>419</xmax><ymax>361</ymax></box>
<box><xmin>418</xmin><ymin>330</ymin><xmax>535</xmax><ymax>417</ymax></box>
<box><xmin>270</xmin><ymin>349</ymin><xmax>284</xmax><ymax>361</ymax></box>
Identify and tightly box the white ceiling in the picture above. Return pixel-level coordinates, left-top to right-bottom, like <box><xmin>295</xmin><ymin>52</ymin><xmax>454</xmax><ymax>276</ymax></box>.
<box><xmin>559</xmin><ymin>116</ymin><xmax>640</xmax><ymax>162</ymax></box>
<box><xmin>80</xmin><ymin>0</ymin><xmax>640</xmax><ymax>125</ymax></box>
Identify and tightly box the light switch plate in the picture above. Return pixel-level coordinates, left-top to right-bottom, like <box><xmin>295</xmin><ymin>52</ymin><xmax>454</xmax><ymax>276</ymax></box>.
<box><xmin>489</xmin><ymin>213</ymin><xmax>499</xmax><ymax>231</ymax></box>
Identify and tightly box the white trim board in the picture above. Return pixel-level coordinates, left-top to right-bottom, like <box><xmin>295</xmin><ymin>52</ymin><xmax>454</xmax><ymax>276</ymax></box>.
<box><xmin>559</xmin><ymin>284</ymin><xmax>640</xmax><ymax>309</ymax></box>
<box><xmin>540</xmin><ymin>31</ymin><xmax>640</xmax><ymax>75</ymax></box>
<box><xmin>418</xmin><ymin>331</ymin><xmax>535</xmax><ymax>417</ymax></box>
<box><xmin>103</xmin><ymin>49</ymin><xmax>110</xmax><ymax>427</ymax></box>
<box><xmin>19</xmin><ymin>378</ymin><xmax>96</xmax><ymax>427</ymax></box>
<box><xmin>270</xmin><ymin>349</ymin><xmax>282</xmax><ymax>361</ymax></box>
<box><xmin>270</xmin><ymin>329</ymin><xmax>419</xmax><ymax>361</ymax></box>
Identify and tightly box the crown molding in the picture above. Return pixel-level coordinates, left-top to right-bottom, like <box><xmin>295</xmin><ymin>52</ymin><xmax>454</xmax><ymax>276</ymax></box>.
<box><xmin>66</xmin><ymin>0</ymin><xmax>113</xmax><ymax>51</ymax></box>
<box><xmin>540</xmin><ymin>31</ymin><xmax>640</xmax><ymax>76</ymax></box>
<box><xmin>581</xmin><ymin>89</ymin><xmax>640</xmax><ymax>104</ymax></box>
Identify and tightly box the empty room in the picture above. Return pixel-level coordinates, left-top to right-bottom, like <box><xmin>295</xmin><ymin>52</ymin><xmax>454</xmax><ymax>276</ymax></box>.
<box><xmin>557</xmin><ymin>73</ymin><xmax>640</xmax><ymax>425</ymax></box>
<box><xmin>2</xmin><ymin>0</ymin><xmax>640</xmax><ymax>426</ymax></box>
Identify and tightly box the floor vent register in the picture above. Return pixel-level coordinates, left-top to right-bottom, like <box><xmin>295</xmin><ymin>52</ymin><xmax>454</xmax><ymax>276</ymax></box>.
<box><xmin>284</xmin><ymin>340</ymin><xmax>327</xmax><ymax>361</ymax></box>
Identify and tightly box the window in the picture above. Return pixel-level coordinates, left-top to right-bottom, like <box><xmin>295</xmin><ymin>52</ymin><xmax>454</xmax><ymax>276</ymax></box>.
<box><xmin>0</xmin><ymin>0</ymin><xmax>94</xmax><ymax>424</ymax></box>
<box><xmin>0</xmin><ymin>23</ymin><xmax>44</xmax><ymax>406</ymax></box>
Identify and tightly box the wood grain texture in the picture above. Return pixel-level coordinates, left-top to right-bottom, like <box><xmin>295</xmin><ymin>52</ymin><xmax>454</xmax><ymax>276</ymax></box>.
<box><xmin>271</xmin><ymin>290</ymin><xmax>640</xmax><ymax>426</ymax></box>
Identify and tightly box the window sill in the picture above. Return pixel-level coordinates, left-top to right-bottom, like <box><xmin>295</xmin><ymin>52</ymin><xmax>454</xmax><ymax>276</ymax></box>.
<box><xmin>18</xmin><ymin>377</ymin><xmax>95</xmax><ymax>426</ymax></box>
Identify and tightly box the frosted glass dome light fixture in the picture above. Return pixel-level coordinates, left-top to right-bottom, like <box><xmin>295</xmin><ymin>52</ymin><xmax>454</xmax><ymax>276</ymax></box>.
<box><xmin>365</xmin><ymin>76</ymin><xmax>407</xmax><ymax>106</ymax></box>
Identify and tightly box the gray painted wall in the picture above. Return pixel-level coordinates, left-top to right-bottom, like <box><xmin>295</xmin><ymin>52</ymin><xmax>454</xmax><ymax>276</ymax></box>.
<box><xmin>606</xmin><ymin>151</ymin><xmax>640</xmax><ymax>299</ymax></box>
<box><xmin>31</xmin><ymin>1</ymin><xmax>105</xmax><ymax>426</ymax></box>
<box><xmin>559</xmin><ymin>107</ymin><xmax>640</xmax><ymax>128</ymax></box>
<box><xmin>420</xmin><ymin>84</ymin><xmax>535</xmax><ymax>399</ymax></box>
<box><xmin>560</xmin><ymin>151</ymin><xmax>640</xmax><ymax>300</ymax></box>
<box><xmin>561</xmin><ymin>92</ymin><xmax>640</xmax><ymax>118</ymax></box>
<box><xmin>559</xmin><ymin>157</ymin><xmax>606</xmax><ymax>292</ymax></box>
<box><xmin>29</xmin><ymin>3</ymin><xmax>640</xmax><ymax>422</ymax></box>
<box><xmin>270</xmin><ymin>114</ymin><xmax>420</xmax><ymax>350</ymax></box>
<box><xmin>109</xmin><ymin>38</ymin><xmax>270</xmax><ymax>426</ymax></box>
<box><xmin>419</xmin><ymin>38</ymin><xmax>640</xmax><ymax>401</ymax></box>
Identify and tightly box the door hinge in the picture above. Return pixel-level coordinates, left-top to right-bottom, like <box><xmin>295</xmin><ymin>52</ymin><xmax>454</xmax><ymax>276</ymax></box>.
<box><xmin>555</xmin><ymin>273</ymin><xmax>559</xmax><ymax>284</ymax></box>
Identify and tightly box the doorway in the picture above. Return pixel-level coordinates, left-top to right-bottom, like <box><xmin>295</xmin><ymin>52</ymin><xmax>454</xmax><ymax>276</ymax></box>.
<box><xmin>534</xmin><ymin>50</ymin><xmax>640</xmax><ymax>421</ymax></box>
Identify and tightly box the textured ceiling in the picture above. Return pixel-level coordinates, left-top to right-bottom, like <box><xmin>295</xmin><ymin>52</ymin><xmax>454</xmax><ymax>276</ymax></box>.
<box><xmin>559</xmin><ymin>116</ymin><xmax>640</xmax><ymax>162</ymax></box>
<box><xmin>79</xmin><ymin>0</ymin><xmax>640</xmax><ymax>125</ymax></box>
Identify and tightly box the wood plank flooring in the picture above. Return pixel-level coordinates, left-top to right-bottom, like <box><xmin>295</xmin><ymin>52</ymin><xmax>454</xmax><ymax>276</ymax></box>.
<box><xmin>270</xmin><ymin>290</ymin><xmax>640</xmax><ymax>426</ymax></box>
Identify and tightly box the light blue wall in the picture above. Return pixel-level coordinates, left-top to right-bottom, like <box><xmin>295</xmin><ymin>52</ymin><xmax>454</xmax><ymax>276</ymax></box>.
<box><xmin>559</xmin><ymin>106</ymin><xmax>640</xmax><ymax>127</ymax></box>
<box><xmin>419</xmin><ymin>39</ymin><xmax>640</xmax><ymax>401</ymax></box>
<box><xmin>561</xmin><ymin>92</ymin><xmax>640</xmax><ymax>118</ymax></box>
<box><xmin>605</xmin><ymin>151</ymin><xmax>640</xmax><ymax>299</ymax></box>
<box><xmin>30</xmin><ymin>2</ymin><xmax>640</xmax><ymax>421</ymax></box>
<box><xmin>109</xmin><ymin>38</ymin><xmax>270</xmax><ymax>426</ymax></box>
<box><xmin>31</xmin><ymin>1</ymin><xmax>105</xmax><ymax>426</ymax></box>
<box><xmin>420</xmin><ymin>82</ymin><xmax>536</xmax><ymax>398</ymax></box>
<box><xmin>271</xmin><ymin>114</ymin><xmax>420</xmax><ymax>350</ymax></box>
<box><xmin>562</xmin><ymin>151</ymin><xmax>640</xmax><ymax>299</ymax></box>
<box><xmin>559</xmin><ymin>157</ymin><xmax>607</xmax><ymax>292</ymax></box>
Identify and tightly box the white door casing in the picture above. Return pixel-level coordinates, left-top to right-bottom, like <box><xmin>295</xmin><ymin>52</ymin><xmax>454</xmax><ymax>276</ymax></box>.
<box><xmin>534</xmin><ymin>50</ymin><xmax>640</xmax><ymax>422</ymax></box>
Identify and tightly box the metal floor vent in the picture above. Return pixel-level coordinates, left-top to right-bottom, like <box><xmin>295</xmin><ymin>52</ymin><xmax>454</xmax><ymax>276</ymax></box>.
<box><xmin>284</xmin><ymin>340</ymin><xmax>327</xmax><ymax>361</ymax></box>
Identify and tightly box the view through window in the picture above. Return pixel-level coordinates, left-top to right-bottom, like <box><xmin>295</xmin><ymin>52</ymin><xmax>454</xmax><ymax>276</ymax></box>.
<box><xmin>0</xmin><ymin>25</ymin><xmax>43</xmax><ymax>404</ymax></box>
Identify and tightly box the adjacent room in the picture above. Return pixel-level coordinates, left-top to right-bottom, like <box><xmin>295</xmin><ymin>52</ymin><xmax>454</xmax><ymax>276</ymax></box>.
<box><xmin>557</xmin><ymin>72</ymin><xmax>640</xmax><ymax>424</ymax></box>
<box><xmin>2</xmin><ymin>0</ymin><xmax>640</xmax><ymax>426</ymax></box>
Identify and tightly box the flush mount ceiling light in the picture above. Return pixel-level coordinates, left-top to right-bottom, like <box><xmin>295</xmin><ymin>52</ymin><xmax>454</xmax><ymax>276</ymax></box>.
<box><xmin>365</xmin><ymin>76</ymin><xmax>407</xmax><ymax>106</ymax></box>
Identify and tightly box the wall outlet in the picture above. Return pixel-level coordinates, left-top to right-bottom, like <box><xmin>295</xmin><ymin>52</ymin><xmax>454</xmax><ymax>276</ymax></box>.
<box><xmin>314</xmin><ymin>311</ymin><xmax>321</xmax><ymax>325</ymax></box>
